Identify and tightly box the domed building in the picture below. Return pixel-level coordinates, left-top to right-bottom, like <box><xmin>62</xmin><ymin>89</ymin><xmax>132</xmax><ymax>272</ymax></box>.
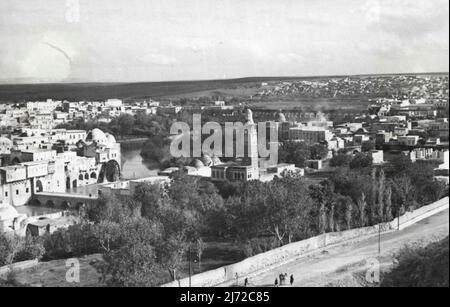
<box><xmin>193</xmin><ymin>159</ymin><xmax>205</xmax><ymax>169</ymax></box>
<box><xmin>80</xmin><ymin>128</ymin><xmax>122</xmax><ymax>183</ymax></box>
<box><xmin>86</xmin><ymin>128</ymin><xmax>108</xmax><ymax>145</ymax></box>
<box><xmin>211</xmin><ymin>155</ymin><xmax>222</xmax><ymax>166</ymax></box>
<box><xmin>105</xmin><ymin>133</ymin><xmax>117</xmax><ymax>144</ymax></box>
<box><xmin>201</xmin><ymin>155</ymin><xmax>213</xmax><ymax>167</ymax></box>
<box><xmin>0</xmin><ymin>204</ymin><xmax>20</xmax><ymax>232</ymax></box>
<box><xmin>0</xmin><ymin>137</ymin><xmax>13</xmax><ymax>154</ymax></box>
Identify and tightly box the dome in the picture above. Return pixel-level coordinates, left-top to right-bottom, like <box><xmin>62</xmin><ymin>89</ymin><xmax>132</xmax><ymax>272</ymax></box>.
<box><xmin>211</xmin><ymin>155</ymin><xmax>222</xmax><ymax>165</ymax></box>
<box><xmin>87</xmin><ymin>128</ymin><xmax>108</xmax><ymax>144</ymax></box>
<box><xmin>201</xmin><ymin>155</ymin><xmax>213</xmax><ymax>167</ymax></box>
<box><xmin>193</xmin><ymin>159</ymin><xmax>205</xmax><ymax>169</ymax></box>
<box><xmin>105</xmin><ymin>133</ymin><xmax>117</xmax><ymax>144</ymax></box>
<box><xmin>0</xmin><ymin>206</ymin><xmax>19</xmax><ymax>221</ymax></box>
<box><xmin>183</xmin><ymin>166</ymin><xmax>198</xmax><ymax>174</ymax></box>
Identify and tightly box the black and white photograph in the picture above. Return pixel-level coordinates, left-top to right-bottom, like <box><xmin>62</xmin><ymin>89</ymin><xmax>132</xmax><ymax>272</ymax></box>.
<box><xmin>0</xmin><ymin>0</ymin><xmax>448</xmax><ymax>294</ymax></box>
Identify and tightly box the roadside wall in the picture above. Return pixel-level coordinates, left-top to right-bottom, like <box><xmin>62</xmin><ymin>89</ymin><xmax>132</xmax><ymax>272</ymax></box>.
<box><xmin>163</xmin><ymin>197</ymin><xmax>449</xmax><ymax>287</ymax></box>
<box><xmin>0</xmin><ymin>259</ymin><xmax>39</xmax><ymax>278</ymax></box>
<box><xmin>390</xmin><ymin>197</ymin><xmax>449</xmax><ymax>230</ymax></box>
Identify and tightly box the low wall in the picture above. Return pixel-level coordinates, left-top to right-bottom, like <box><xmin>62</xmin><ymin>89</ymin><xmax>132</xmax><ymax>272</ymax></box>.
<box><xmin>390</xmin><ymin>197</ymin><xmax>449</xmax><ymax>230</ymax></box>
<box><xmin>163</xmin><ymin>197</ymin><xmax>449</xmax><ymax>287</ymax></box>
<box><xmin>0</xmin><ymin>259</ymin><xmax>39</xmax><ymax>277</ymax></box>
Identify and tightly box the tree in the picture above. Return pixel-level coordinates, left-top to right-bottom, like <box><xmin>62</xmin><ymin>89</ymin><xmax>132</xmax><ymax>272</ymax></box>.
<box><xmin>116</xmin><ymin>114</ymin><xmax>135</xmax><ymax>136</ymax></box>
<box><xmin>350</xmin><ymin>153</ymin><xmax>373</xmax><ymax>169</ymax></box>
<box><xmin>102</xmin><ymin>241</ymin><xmax>163</xmax><ymax>287</ymax></box>
<box><xmin>357</xmin><ymin>193</ymin><xmax>368</xmax><ymax>227</ymax></box>
<box><xmin>345</xmin><ymin>200</ymin><xmax>354</xmax><ymax>230</ymax></box>
<box><xmin>319</xmin><ymin>202</ymin><xmax>327</xmax><ymax>234</ymax></box>
<box><xmin>0</xmin><ymin>234</ymin><xmax>44</xmax><ymax>266</ymax></box>
<box><xmin>309</xmin><ymin>181</ymin><xmax>336</xmax><ymax>234</ymax></box>
<box><xmin>385</xmin><ymin>154</ymin><xmax>412</xmax><ymax>178</ymax></box>
<box><xmin>333</xmin><ymin>195</ymin><xmax>355</xmax><ymax>231</ymax></box>
<box><xmin>391</xmin><ymin>175</ymin><xmax>414</xmax><ymax>212</ymax></box>
<box><xmin>384</xmin><ymin>186</ymin><xmax>394</xmax><ymax>222</ymax></box>
<box><xmin>86</xmin><ymin>193</ymin><xmax>139</xmax><ymax>224</ymax></box>
<box><xmin>279</xmin><ymin>141</ymin><xmax>311</xmax><ymax>168</ymax></box>
<box><xmin>371</xmin><ymin>168</ymin><xmax>378</xmax><ymax>224</ymax></box>
<box><xmin>267</xmin><ymin>176</ymin><xmax>315</xmax><ymax>244</ymax></box>
<box><xmin>329</xmin><ymin>153</ymin><xmax>352</xmax><ymax>167</ymax></box>
<box><xmin>133</xmin><ymin>183</ymin><xmax>164</xmax><ymax>220</ymax></box>
<box><xmin>328</xmin><ymin>202</ymin><xmax>336</xmax><ymax>232</ymax></box>
<box><xmin>310</xmin><ymin>144</ymin><xmax>329</xmax><ymax>160</ymax></box>
<box><xmin>377</xmin><ymin>169</ymin><xmax>386</xmax><ymax>222</ymax></box>
<box><xmin>98</xmin><ymin>218</ymin><xmax>169</xmax><ymax>286</ymax></box>
<box><xmin>361</xmin><ymin>141</ymin><xmax>375</xmax><ymax>152</ymax></box>
<box><xmin>381</xmin><ymin>237</ymin><xmax>449</xmax><ymax>287</ymax></box>
<box><xmin>0</xmin><ymin>234</ymin><xmax>22</xmax><ymax>266</ymax></box>
<box><xmin>196</xmin><ymin>238</ymin><xmax>206</xmax><ymax>268</ymax></box>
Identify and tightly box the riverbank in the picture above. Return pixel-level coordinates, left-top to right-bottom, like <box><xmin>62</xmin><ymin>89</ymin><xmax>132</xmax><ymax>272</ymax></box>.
<box><xmin>116</xmin><ymin>137</ymin><xmax>149</xmax><ymax>144</ymax></box>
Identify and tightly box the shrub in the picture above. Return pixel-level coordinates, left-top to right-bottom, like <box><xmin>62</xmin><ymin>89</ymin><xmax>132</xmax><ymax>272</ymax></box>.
<box><xmin>0</xmin><ymin>233</ymin><xmax>45</xmax><ymax>266</ymax></box>
<box><xmin>381</xmin><ymin>237</ymin><xmax>449</xmax><ymax>287</ymax></box>
<box><xmin>241</xmin><ymin>237</ymin><xmax>280</xmax><ymax>257</ymax></box>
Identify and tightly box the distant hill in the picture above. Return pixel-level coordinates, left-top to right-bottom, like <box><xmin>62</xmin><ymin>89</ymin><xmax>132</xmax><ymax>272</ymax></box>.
<box><xmin>0</xmin><ymin>73</ymin><xmax>447</xmax><ymax>102</ymax></box>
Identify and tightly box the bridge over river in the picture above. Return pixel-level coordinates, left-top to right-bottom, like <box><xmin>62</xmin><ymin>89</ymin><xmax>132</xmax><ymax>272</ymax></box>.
<box><xmin>30</xmin><ymin>192</ymin><xmax>99</xmax><ymax>210</ymax></box>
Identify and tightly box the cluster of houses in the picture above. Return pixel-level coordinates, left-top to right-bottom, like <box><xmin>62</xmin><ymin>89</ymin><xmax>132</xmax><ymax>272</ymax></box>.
<box><xmin>0</xmin><ymin>126</ymin><xmax>121</xmax><ymax>235</ymax></box>
<box><xmin>0</xmin><ymin>98</ymin><xmax>164</xmax><ymax>129</ymax></box>
<box><xmin>257</xmin><ymin>75</ymin><xmax>449</xmax><ymax>100</ymax></box>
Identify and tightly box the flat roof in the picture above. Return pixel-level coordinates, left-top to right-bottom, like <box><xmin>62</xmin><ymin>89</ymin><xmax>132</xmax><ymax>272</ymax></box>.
<box><xmin>289</xmin><ymin>126</ymin><xmax>327</xmax><ymax>131</ymax></box>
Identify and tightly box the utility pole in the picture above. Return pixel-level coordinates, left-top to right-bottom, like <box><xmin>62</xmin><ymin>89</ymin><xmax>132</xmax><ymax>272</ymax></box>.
<box><xmin>397</xmin><ymin>203</ymin><xmax>402</xmax><ymax>231</ymax></box>
<box><xmin>378</xmin><ymin>222</ymin><xmax>381</xmax><ymax>255</ymax></box>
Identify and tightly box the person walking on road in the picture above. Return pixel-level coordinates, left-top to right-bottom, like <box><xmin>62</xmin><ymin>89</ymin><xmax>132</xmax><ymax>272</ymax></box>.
<box><xmin>274</xmin><ymin>278</ymin><xmax>278</xmax><ymax>287</ymax></box>
<box><xmin>290</xmin><ymin>274</ymin><xmax>294</xmax><ymax>286</ymax></box>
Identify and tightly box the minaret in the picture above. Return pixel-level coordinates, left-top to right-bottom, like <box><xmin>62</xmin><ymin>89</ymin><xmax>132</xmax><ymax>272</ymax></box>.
<box><xmin>244</xmin><ymin>109</ymin><xmax>259</xmax><ymax>179</ymax></box>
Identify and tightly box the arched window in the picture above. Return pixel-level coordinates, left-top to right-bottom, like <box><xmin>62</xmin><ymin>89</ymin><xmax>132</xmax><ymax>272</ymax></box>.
<box><xmin>36</xmin><ymin>180</ymin><xmax>43</xmax><ymax>193</ymax></box>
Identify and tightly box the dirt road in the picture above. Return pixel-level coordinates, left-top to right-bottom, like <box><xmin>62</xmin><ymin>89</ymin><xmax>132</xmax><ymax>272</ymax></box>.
<box><xmin>246</xmin><ymin>209</ymin><xmax>449</xmax><ymax>287</ymax></box>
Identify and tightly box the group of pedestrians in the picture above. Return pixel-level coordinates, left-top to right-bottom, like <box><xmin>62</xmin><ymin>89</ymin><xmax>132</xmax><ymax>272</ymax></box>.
<box><xmin>274</xmin><ymin>273</ymin><xmax>294</xmax><ymax>287</ymax></box>
<box><xmin>237</xmin><ymin>273</ymin><xmax>295</xmax><ymax>287</ymax></box>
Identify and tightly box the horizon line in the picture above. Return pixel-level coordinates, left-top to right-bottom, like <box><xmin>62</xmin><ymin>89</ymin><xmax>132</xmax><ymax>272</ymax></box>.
<box><xmin>0</xmin><ymin>71</ymin><xmax>449</xmax><ymax>86</ymax></box>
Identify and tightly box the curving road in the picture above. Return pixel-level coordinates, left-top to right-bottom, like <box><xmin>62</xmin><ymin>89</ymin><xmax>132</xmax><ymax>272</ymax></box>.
<box><xmin>245</xmin><ymin>209</ymin><xmax>449</xmax><ymax>287</ymax></box>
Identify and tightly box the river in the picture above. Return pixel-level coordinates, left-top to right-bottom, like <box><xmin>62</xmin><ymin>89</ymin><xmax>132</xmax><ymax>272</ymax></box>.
<box><xmin>120</xmin><ymin>147</ymin><xmax>160</xmax><ymax>179</ymax></box>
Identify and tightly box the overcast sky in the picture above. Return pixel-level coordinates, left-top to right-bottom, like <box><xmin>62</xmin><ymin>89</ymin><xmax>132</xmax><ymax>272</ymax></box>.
<box><xmin>0</xmin><ymin>0</ymin><xmax>448</xmax><ymax>83</ymax></box>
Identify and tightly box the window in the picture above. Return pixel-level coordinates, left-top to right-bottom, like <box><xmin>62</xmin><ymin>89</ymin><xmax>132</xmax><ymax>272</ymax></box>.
<box><xmin>26</xmin><ymin>188</ymin><xmax>29</xmax><ymax>193</ymax></box>
<box><xmin>16</xmin><ymin>190</ymin><xmax>19</xmax><ymax>195</ymax></box>
<box><xmin>5</xmin><ymin>192</ymin><xmax>8</xmax><ymax>197</ymax></box>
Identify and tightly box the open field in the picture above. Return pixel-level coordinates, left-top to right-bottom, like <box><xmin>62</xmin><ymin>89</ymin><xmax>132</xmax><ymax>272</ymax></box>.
<box><xmin>7</xmin><ymin>242</ymin><xmax>244</xmax><ymax>287</ymax></box>
<box><xmin>1</xmin><ymin>73</ymin><xmax>447</xmax><ymax>102</ymax></box>
<box><xmin>248</xmin><ymin>98</ymin><xmax>371</xmax><ymax>111</ymax></box>
<box><xmin>0</xmin><ymin>77</ymin><xmax>292</xmax><ymax>102</ymax></box>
